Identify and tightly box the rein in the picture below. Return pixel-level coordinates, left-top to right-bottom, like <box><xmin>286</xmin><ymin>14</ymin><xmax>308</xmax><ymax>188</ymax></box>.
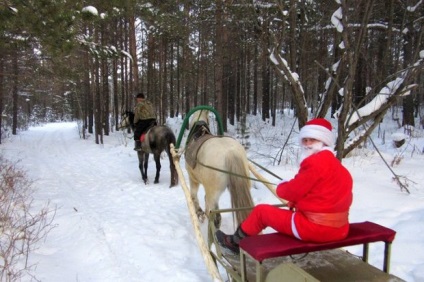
<box><xmin>196</xmin><ymin>159</ymin><xmax>278</xmax><ymax>186</ymax></box>
<box><xmin>248</xmin><ymin>159</ymin><xmax>282</xmax><ymax>181</ymax></box>
<box><xmin>118</xmin><ymin>125</ymin><xmax>130</xmax><ymax>131</ymax></box>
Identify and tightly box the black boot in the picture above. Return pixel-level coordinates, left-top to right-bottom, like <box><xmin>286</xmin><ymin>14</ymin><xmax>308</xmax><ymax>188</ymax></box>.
<box><xmin>215</xmin><ymin>226</ymin><xmax>247</xmax><ymax>254</ymax></box>
<box><xmin>134</xmin><ymin>140</ymin><xmax>142</xmax><ymax>151</ymax></box>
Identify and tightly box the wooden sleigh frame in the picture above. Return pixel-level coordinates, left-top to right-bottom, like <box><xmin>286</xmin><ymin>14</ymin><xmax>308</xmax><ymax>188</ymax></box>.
<box><xmin>208</xmin><ymin>207</ymin><xmax>402</xmax><ymax>282</ymax></box>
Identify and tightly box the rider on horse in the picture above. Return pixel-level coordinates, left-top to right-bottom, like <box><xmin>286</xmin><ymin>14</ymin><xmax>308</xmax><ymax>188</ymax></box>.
<box><xmin>133</xmin><ymin>93</ymin><xmax>157</xmax><ymax>151</ymax></box>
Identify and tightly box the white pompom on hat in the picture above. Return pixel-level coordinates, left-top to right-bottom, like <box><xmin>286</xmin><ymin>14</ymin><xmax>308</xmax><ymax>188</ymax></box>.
<box><xmin>299</xmin><ymin>118</ymin><xmax>334</xmax><ymax>147</ymax></box>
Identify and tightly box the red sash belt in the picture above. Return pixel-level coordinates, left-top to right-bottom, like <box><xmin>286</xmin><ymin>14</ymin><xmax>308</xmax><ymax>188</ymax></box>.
<box><xmin>301</xmin><ymin>211</ymin><xmax>349</xmax><ymax>228</ymax></box>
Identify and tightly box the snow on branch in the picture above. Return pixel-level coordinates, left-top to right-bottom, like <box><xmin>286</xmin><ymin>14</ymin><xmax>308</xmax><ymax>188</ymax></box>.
<box><xmin>121</xmin><ymin>50</ymin><xmax>133</xmax><ymax>62</ymax></box>
<box><xmin>331</xmin><ymin>7</ymin><xmax>343</xmax><ymax>33</ymax></box>
<box><xmin>82</xmin><ymin>6</ymin><xmax>99</xmax><ymax>16</ymax></box>
<box><xmin>348</xmin><ymin>54</ymin><xmax>424</xmax><ymax>126</ymax></box>
<box><xmin>75</xmin><ymin>34</ymin><xmax>131</xmax><ymax>60</ymax></box>
<box><xmin>269</xmin><ymin>48</ymin><xmax>308</xmax><ymax>125</ymax></box>
<box><xmin>348</xmin><ymin>77</ymin><xmax>406</xmax><ymax>125</ymax></box>
<box><xmin>269</xmin><ymin>49</ymin><xmax>303</xmax><ymax>92</ymax></box>
<box><xmin>407</xmin><ymin>0</ymin><xmax>423</xmax><ymax>12</ymax></box>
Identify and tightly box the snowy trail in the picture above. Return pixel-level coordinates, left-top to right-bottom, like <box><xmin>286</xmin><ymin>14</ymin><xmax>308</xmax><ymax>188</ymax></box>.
<box><xmin>1</xmin><ymin>120</ymin><xmax>424</xmax><ymax>282</ymax></box>
<box><xmin>1</xmin><ymin>123</ymin><xmax>211</xmax><ymax>282</ymax></box>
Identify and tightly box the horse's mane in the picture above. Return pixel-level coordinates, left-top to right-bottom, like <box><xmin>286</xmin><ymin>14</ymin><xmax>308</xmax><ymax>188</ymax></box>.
<box><xmin>125</xmin><ymin>111</ymin><xmax>135</xmax><ymax>121</ymax></box>
<box><xmin>120</xmin><ymin>111</ymin><xmax>135</xmax><ymax>130</ymax></box>
<box><xmin>189</xmin><ymin>110</ymin><xmax>209</xmax><ymax>129</ymax></box>
<box><xmin>187</xmin><ymin>110</ymin><xmax>211</xmax><ymax>143</ymax></box>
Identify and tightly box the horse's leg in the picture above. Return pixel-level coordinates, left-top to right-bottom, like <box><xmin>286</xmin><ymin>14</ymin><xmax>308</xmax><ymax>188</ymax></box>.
<box><xmin>166</xmin><ymin>149</ymin><xmax>178</xmax><ymax>188</ymax></box>
<box><xmin>205</xmin><ymin>198</ymin><xmax>221</xmax><ymax>229</ymax></box>
<box><xmin>153</xmin><ymin>153</ymin><xmax>161</xmax><ymax>184</ymax></box>
<box><xmin>188</xmin><ymin>176</ymin><xmax>206</xmax><ymax>222</ymax></box>
<box><xmin>204</xmin><ymin>182</ymin><xmax>225</xmax><ymax>229</ymax></box>
<box><xmin>138</xmin><ymin>152</ymin><xmax>149</xmax><ymax>184</ymax></box>
<box><xmin>138</xmin><ymin>152</ymin><xmax>146</xmax><ymax>183</ymax></box>
<box><xmin>143</xmin><ymin>152</ymin><xmax>149</xmax><ymax>183</ymax></box>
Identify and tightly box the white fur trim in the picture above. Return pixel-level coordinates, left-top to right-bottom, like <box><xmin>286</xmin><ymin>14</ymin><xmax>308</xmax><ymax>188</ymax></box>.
<box><xmin>299</xmin><ymin>124</ymin><xmax>334</xmax><ymax>147</ymax></box>
<box><xmin>291</xmin><ymin>213</ymin><xmax>302</xmax><ymax>240</ymax></box>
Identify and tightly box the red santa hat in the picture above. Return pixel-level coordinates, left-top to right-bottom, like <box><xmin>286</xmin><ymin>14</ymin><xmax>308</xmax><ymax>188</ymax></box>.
<box><xmin>299</xmin><ymin>118</ymin><xmax>334</xmax><ymax>147</ymax></box>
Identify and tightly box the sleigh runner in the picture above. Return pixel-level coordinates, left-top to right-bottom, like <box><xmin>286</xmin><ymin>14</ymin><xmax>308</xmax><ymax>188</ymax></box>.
<box><xmin>171</xmin><ymin>106</ymin><xmax>404</xmax><ymax>282</ymax></box>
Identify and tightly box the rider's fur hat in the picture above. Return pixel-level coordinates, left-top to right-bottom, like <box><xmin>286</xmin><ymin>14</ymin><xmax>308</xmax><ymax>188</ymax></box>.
<box><xmin>135</xmin><ymin>93</ymin><xmax>145</xmax><ymax>99</ymax></box>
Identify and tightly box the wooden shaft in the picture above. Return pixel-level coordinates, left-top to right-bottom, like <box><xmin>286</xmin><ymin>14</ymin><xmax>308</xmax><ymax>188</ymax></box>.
<box><xmin>170</xmin><ymin>144</ymin><xmax>223</xmax><ymax>282</ymax></box>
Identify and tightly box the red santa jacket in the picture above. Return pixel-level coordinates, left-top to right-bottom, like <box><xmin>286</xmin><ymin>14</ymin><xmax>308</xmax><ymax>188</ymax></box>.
<box><xmin>277</xmin><ymin>149</ymin><xmax>353</xmax><ymax>242</ymax></box>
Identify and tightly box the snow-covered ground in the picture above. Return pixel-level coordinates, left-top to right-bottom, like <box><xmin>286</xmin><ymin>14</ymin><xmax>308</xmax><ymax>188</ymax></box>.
<box><xmin>1</xmin><ymin>114</ymin><xmax>423</xmax><ymax>281</ymax></box>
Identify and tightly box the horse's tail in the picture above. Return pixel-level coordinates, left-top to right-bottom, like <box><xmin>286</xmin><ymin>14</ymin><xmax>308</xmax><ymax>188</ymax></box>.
<box><xmin>164</xmin><ymin>127</ymin><xmax>179</xmax><ymax>187</ymax></box>
<box><xmin>225</xmin><ymin>150</ymin><xmax>254</xmax><ymax>226</ymax></box>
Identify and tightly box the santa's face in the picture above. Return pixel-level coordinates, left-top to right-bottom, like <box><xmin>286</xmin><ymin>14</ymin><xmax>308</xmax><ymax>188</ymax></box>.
<box><xmin>300</xmin><ymin>138</ymin><xmax>324</xmax><ymax>161</ymax></box>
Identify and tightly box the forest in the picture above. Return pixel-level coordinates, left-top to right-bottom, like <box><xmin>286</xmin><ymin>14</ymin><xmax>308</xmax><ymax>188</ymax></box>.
<box><xmin>1</xmin><ymin>0</ymin><xmax>423</xmax><ymax>158</ymax></box>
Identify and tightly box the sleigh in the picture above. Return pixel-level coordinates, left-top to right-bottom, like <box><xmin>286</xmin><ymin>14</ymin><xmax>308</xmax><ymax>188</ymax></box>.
<box><xmin>208</xmin><ymin>208</ymin><xmax>404</xmax><ymax>282</ymax></box>
<box><xmin>171</xmin><ymin>106</ymin><xmax>405</xmax><ymax>282</ymax></box>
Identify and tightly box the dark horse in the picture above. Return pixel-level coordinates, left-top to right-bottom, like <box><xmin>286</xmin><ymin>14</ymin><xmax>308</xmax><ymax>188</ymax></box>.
<box><xmin>120</xmin><ymin>111</ymin><xmax>178</xmax><ymax>188</ymax></box>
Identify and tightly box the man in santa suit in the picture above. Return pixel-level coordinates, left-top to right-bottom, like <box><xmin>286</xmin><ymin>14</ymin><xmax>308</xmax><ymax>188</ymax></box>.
<box><xmin>216</xmin><ymin>118</ymin><xmax>353</xmax><ymax>254</ymax></box>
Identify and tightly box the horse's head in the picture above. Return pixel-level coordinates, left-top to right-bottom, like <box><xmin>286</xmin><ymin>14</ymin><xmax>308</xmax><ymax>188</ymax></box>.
<box><xmin>189</xmin><ymin>109</ymin><xmax>210</xmax><ymax>129</ymax></box>
<box><xmin>119</xmin><ymin>111</ymin><xmax>135</xmax><ymax>130</ymax></box>
<box><xmin>188</xmin><ymin>110</ymin><xmax>211</xmax><ymax>141</ymax></box>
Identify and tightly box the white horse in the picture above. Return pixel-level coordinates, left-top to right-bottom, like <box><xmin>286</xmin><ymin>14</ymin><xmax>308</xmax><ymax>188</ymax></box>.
<box><xmin>184</xmin><ymin>109</ymin><xmax>254</xmax><ymax>228</ymax></box>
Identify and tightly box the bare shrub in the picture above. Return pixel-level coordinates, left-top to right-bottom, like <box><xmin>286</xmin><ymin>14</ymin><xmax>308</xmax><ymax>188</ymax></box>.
<box><xmin>0</xmin><ymin>156</ymin><xmax>56</xmax><ymax>281</ymax></box>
